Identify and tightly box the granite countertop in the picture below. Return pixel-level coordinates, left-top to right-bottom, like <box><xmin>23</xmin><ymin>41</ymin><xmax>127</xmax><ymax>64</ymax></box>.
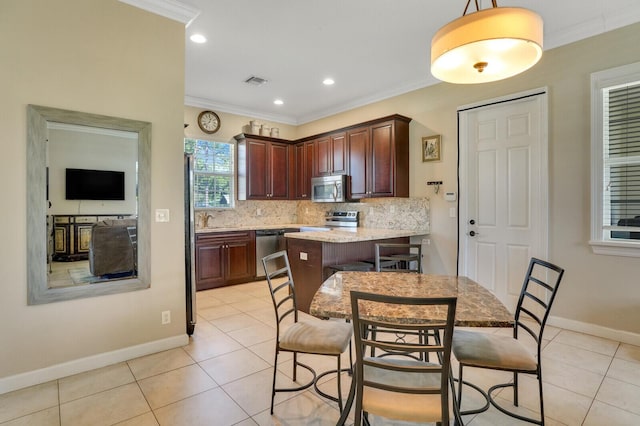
<box><xmin>195</xmin><ymin>224</ymin><xmax>307</xmax><ymax>234</ymax></box>
<box><xmin>197</xmin><ymin>224</ymin><xmax>428</xmax><ymax>243</ymax></box>
<box><xmin>284</xmin><ymin>227</ymin><xmax>428</xmax><ymax>243</ymax></box>
<box><xmin>310</xmin><ymin>271</ymin><xmax>514</xmax><ymax>327</ymax></box>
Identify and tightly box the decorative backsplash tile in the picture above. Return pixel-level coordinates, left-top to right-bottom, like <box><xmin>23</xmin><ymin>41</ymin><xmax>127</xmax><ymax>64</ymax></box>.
<box><xmin>296</xmin><ymin>198</ymin><xmax>430</xmax><ymax>232</ymax></box>
<box><xmin>195</xmin><ymin>200</ymin><xmax>299</xmax><ymax>229</ymax></box>
<box><xmin>196</xmin><ymin>198</ymin><xmax>430</xmax><ymax>232</ymax></box>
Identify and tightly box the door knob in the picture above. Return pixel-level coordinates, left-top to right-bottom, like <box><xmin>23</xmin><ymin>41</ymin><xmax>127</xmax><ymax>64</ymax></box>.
<box><xmin>469</xmin><ymin>231</ymin><xmax>477</xmax><ymax>237</ymax></box>
<box><xmin>469</xmin><ymin>219</ymin><xmax>475</xmax><ymax>225</ymax></box>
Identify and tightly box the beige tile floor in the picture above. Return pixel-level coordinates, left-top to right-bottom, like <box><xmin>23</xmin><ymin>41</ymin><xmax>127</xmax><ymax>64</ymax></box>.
<box><xmin>2</xmin><ymin>279</ymin><xmax>640</xmax><ymax>425</ymax></box>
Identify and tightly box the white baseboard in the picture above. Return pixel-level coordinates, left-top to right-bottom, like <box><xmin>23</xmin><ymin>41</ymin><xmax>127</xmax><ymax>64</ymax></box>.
<box><xmin>548</xmin><ymin>315</ymin><xmax>640</xmax><ymax>346</ymax></box>
<box><xmin>0</xmin><ymin>334</ymin><xmax>189</xmax><ymax>395</ymax></box>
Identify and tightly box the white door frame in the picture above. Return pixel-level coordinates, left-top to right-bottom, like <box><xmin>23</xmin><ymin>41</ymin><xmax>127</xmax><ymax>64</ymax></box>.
<box><xmin>457</xmin><ymin>88</ymin><xmax>550</xmax><ymax>283</ymax></box>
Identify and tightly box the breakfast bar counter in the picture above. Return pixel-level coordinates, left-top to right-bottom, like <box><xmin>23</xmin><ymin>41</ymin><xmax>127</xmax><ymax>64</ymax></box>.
<box><xmin>283</xmin><ymin>227</ymin><xmax>427</xmax><ymax>243</ymax></box>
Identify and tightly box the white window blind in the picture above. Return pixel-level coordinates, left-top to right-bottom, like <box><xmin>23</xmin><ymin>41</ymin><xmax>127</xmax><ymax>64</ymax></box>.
<box><xmin>185</xmin><ymin>138</ymin><xmax>235</xmax><ymax>209</ymax></box>
<box><xmin>603</xmin><ymin>81</ymin><xmax>640</xmax><ymax>240</ymax></box>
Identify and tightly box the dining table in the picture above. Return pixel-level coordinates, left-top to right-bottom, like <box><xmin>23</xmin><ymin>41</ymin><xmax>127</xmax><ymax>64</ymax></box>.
<box><xmin>309</xmin><ymin>271</ymin><xmax>515</xmax><ymax>425</ymax></box>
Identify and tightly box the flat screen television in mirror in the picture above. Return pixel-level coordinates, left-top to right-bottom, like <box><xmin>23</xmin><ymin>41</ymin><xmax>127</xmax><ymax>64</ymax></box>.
<box><xmin>65</xmin><ymin>168</ymin><xmax>125</xmax><ymax>200</ymax></box>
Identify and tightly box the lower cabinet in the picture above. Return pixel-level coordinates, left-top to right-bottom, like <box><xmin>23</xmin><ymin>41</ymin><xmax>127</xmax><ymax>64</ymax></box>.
<box><xmin>195</xmin><ymin>231</ymin><xmax>256</xmax><ymax>291</ymax></box>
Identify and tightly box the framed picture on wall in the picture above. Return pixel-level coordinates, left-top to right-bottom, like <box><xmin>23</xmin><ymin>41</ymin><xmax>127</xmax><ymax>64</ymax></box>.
<box><xmin>422</xmin><ymin>135</ymin><xmax>441</xmax><ymax>162</ymax></box>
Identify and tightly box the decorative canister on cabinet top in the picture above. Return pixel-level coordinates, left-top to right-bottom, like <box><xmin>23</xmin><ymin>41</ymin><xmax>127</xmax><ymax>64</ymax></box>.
<box><xmin>270</xmin><ymin>127</ymin><xmax>279</xmax><ymax>138</ymax></box>
<box><xmin>250</xmin><ymin>120</ymin><xmax>260</xmax><ymax>134</ymax></box>
<box><xmin>260</xmin><ymin>124</ymin><xmax>270</xmax><ymax>136</ymax></box>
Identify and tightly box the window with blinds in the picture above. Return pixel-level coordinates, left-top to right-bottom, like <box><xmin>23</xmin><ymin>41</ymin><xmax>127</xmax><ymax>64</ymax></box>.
<box><xmin>603</xmin><ymin>82</ymin><xmax>640</xmax><ymax>240</ymax></box>
<box><xmin>184</xmin><ymin>138</ymin><xmax>235</xmax><ymax>209</ymax></box>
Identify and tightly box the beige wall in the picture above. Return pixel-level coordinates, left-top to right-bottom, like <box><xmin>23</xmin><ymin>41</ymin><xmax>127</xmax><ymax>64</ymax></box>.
<box><xmin>0</xmin><ymin>0</ymin><xmax>186</xmax><ymax>382</ymax></box>
<box><xmin>184</xmin><ymin>105</ymin><xmax>297</xmax><ymax>143</ymax></box>
<box><xmin>295</xmin><ymin>23</ymin><xmax>640</xmax><ymax>337</ymax></box>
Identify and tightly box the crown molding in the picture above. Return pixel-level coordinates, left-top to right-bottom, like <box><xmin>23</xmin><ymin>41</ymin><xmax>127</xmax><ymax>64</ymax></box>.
<box><xmin>119</xmin><ymin>0</ymin><xmax>200</xmax><ymax>26</ymax></box>
<box><xmin>184</xmin><ymin>95</ymin><xmax>299</xmax><ymax>126</ymax></box>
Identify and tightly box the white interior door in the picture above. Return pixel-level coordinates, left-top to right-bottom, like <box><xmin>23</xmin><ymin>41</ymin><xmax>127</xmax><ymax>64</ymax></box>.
<box><xmin>458</xmin><ymin>91</ymin><xmax>548</xmax><ymax>311</ymax></box>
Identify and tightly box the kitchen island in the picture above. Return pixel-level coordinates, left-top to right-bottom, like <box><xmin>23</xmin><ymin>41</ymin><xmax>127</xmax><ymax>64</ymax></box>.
<box><xmin>285</xmin><ymin>227</ymin><xmax>428</xmax><ymax>313</ymax></box>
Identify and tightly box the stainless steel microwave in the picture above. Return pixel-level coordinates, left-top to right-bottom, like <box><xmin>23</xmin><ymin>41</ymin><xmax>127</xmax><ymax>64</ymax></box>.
<box><xmin>311</xmin><ymin>175</ymin><xmax>347</xmax><ymax>202</ymax></box>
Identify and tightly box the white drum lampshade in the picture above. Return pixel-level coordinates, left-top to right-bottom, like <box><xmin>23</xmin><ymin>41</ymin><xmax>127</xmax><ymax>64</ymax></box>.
<box><xmin>431</xmin><ymin>6</ymin><xmax>543</xmax><ymax>84</ymax></box>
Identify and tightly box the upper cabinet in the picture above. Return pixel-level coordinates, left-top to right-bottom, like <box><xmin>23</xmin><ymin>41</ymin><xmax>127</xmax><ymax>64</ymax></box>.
<box><xmin>314</xmin><ymin>132</ymin><xmax>347</xmax><ymax>177</ymax></box>
<box><xmin>347</xmin><ymin>116</ymin><xmax>410</xmax><ymax>199</ymax></box>
<box><xmin>236</xmin><ymin>134</ymin><xmax>290</xmax><ymax>200</ymax></box>
<box><xmin>293</xmin><ymin>140</ymin><xmax>314</xmax><ymax>199</ymax></box>
<box><xmin>237</xmin><ymin>114</ymin><xmax>410</xmax><ymax>202</ymax></box>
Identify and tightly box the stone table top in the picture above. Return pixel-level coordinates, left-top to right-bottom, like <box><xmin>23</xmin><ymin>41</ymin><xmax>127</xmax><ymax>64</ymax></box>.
<box><xmin>310</xmin><ymin>272</ymin><xmax>514</xmax><ymax>327</ymax></box>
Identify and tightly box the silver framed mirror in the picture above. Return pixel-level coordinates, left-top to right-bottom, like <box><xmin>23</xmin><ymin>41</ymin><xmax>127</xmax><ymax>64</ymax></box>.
<box><xmin>27</xmin><ymin>105</ymin><xmax>151</xmax><ymax>304</ymax></box>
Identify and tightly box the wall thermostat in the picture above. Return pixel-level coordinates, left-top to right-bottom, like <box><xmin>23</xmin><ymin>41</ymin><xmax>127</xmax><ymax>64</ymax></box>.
<box><xmin>444</xmin><ymin>191</ymin><xmax>457</xmax><ymax>202</ymax></box>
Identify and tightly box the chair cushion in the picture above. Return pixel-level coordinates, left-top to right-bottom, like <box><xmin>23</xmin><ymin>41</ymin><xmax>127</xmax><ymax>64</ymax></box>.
<box><xmin>279</xmin><ymin>320</ymin><xmax>352</xmax><ymax>355</ymax></box>
<box><xmin>362</xmin><ymin>357</ymin><xmax>444</xmax><ymax>422</ymax></box>
<box><xmin>452</xmin><ymin>330</ymin><xmax>538</xmax><ymax>372</ymax></box>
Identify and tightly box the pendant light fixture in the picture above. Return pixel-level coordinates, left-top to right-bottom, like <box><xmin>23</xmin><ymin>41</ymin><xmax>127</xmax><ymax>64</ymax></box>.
<box><xmin>431</xmin><ymin>0</ymin><xmax>543</xmax><ymax>84</ymax></box>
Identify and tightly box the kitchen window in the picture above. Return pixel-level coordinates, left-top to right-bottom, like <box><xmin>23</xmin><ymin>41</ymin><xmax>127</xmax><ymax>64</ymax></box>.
<box><xmin>590</xmin><ymin>61</ymin><xmax>640</xmax><ymax>256</ymax></box>
<box><xmin>184</xmin><ymin>138</ymin><xmax>235</xmax><ymax>209</ymax></box>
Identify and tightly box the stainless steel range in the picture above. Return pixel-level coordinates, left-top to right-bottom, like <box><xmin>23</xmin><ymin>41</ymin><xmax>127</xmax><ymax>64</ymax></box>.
<box><xmin>324</xmin><ymin>210</ymin><xmax>359</xmax><ymax>228</ymax></box>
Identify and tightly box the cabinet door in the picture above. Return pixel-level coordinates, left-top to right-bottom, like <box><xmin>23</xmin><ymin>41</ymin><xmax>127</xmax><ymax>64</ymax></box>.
<box><xmin>246</xmin><ymin>139</ymin><xmax>269</xmax><ymax>199</ymax></box>
<box><xmin>225</xmin><ymin>238</ymin><xmax>256</xmax><ymax>284</ymax></box>
<box><xmin>370</xmin><ymin>121</ymin><xmax>394</xmax><ymax>196</ymax></box>
<box><xmin>347</xmin><ymin>126</ymin><xmax>370</xmax><ymax>199</ymax></box>
<box><xmin>269</xmin><ymin>142</ymin><xmax>289</xmax><ymax>199</ymax></box>
<box><xmin>195</xmin><ymin>238</ymin><xmax>225</xmax><ymax>290</ymax></box>
<box><xmin>314</xmin><ymin>136</ymin><xmax>331</xmax><ymax>176</ymax></box>
<box><xmin>330</xmin><ymin>132</ymin><xmax>347</xmax><ymax>175</ymax></box>
<box><xmin>294</xmin><ymin>141</ymin><xmax>314</xmax><ymax>199</ymax></box>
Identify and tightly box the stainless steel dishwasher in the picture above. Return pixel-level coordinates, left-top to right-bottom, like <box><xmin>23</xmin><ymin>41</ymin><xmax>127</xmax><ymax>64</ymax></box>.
<box><xmin>255</xmin><ymin>228</ymin><xmax>299</xmax><ymax>277</ymax></box>
<box><xmin>255</xmin><ymin>229</ymin><xmax>283</xmax><ymax>278</ymax></box>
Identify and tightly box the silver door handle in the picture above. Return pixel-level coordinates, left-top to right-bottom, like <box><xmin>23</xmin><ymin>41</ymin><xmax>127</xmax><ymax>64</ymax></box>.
<box><xmin>468</xmin><ymin>231</ymin><xmax>479</xmax><ymax>237</ymax></box>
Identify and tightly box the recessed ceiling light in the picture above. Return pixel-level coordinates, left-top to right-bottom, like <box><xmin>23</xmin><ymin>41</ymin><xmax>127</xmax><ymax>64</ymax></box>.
<box><xmin>323</xmin><ymin>78</ymin><xmax>335</xmax><ymax>85</ymax></box>
<box><xmin>274</xmin><ymin>99</ymin><xmax>284</xmax><ymax>105</ymax></box>
<box><xmin>190</xmin><ymin>34</ymin><xmax>206</xmax><ymax>43</ymax></box>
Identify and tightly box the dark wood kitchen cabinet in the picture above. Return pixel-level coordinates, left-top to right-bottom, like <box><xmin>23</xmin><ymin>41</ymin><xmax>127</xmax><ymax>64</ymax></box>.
<box><xmin>314</xmin><ymin>131</ymin><xmax>347</xmax><ymax>176</ymax></box>
<box><xmin>236</xmin><ymin>134</ymin><xmax>289</xmax><ymax>200</ymax></box>
<box><xmin>195</xmin><ymin>231</ymin><xmax>256</xmax><ymax>290</ymax></box>
<box><xmin>347</xmin><ymin>116</ymin><xmax>410</xmax><ymax>199</ymax></box>
<box><xmin>293</xmin><ymin>140</ymin><xmax>314</xmax><ymax>199</ymax></box>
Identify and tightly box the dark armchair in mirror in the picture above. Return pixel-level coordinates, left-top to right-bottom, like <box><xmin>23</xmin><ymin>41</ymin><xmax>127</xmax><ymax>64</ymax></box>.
<box><xmin>27</xmin><ymin>105</ymin><xmax>151</xmax><ymax>304</ymax></box>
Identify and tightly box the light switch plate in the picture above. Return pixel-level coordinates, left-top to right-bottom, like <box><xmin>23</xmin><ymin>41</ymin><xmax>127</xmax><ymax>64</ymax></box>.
<box><xmin>155</xmin><ymin>209</ymin><xmax>170</xmax><ymax>222</ymax></box>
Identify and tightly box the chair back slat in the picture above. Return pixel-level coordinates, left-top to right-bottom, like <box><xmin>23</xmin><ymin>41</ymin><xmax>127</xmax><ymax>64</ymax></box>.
<box><xmin>350</xmin><ymin>291</ymin><xmax>456</xmax><ymax>424</ymax></box>
<box><xmin>374</xmin><ymin>243</ymin><xmax>423</xmax><ymax>273</ymax></box>
<box><xmin>262</xmin><ymin>250</ymin><xmax>300</xmax><ymax>333</ymax></box>
<box><xmin>513</xmin><ymin>257</ymin><xmax>565</xmax><ymax>346</ymax></box>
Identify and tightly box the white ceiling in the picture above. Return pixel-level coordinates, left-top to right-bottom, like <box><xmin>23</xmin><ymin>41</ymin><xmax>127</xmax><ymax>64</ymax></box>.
<box><xmin>123</xmin><ymin>0</ymin><xmax>640</xmax><ymax>125</ymax></box>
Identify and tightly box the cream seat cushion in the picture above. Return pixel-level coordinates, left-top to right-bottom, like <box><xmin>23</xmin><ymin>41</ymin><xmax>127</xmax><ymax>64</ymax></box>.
<box><xmin>362</xmin><ymin>357</ymin><xmax>445</xmax><ymax>423</ymax></box>
<box><xmin>453</xmin><ymin>330</ymin><xmax>537</xmax><ymax>371</ymax></box>
<box><xmin>279</xmin><ymin>320</ymin><xmax>352</xmax><ymax>355</ymax></box>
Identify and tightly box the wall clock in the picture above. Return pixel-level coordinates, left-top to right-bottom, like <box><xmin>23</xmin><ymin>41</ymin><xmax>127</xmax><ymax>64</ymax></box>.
<box><xmin>197</xmin><ymin>110</ymin><xmax>221</xmax><ymax>134</ymax></box>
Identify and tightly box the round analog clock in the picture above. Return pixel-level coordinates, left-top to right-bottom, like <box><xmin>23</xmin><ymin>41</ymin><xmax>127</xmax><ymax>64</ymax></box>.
<box><xmin>197</xmin><ymin>110</ymin><xmax>221</xmax><ymax>134</ymax></box>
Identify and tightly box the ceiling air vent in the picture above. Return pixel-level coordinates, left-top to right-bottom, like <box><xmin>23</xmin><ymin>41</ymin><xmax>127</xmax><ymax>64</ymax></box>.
<box><xmin>244</xmin><ymin>76</ymin><xmax>268</xmax><ymax>86</ymax></box>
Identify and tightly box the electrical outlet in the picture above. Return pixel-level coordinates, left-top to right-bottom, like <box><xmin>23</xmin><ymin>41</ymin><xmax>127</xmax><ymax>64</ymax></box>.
<box><xmin>422</xmin><ymin>238</ymin><xmax>431</xmax><ymax>245</ymax></box>
<box><xmin>161</xmin><ymin>310</ymin><xmax>171</xmax><ymax>325</ymax></box>
<box><xmin>300</xmin><ymin>252</ymin><xmax>308</xmax><ymax>260</ymax></box>
<box><xmin>256</xmin><ymin>208</ymin><xmax>262</xmax><ymax>216</ymax></box>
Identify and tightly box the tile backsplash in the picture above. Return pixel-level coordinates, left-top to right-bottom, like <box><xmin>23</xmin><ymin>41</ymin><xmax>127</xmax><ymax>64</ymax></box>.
<box><xmin>196</xmin><ymin>197</ymin><xmax>430</xmax><ymax>232</ymax></box>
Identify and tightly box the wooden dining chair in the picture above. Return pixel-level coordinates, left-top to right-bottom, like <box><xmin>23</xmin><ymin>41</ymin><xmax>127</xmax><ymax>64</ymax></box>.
<box><xmin>350</xmin><ymin>290</ymin><xmax>457</xmax><ymax>425</ymax></box>
<box><xmin>452</xmin><ymin>257</ymin><xmax>565</xmax><ymax>425</ymax></box>
<box><xmin>374</xmin><ymin>243</ymin><xmax>423</xmax><ymax>273</ymax></box>
<box><xmin>262</xmin><ymin>250</ymin><xmax>353</xmax><ymax>414</ymax></box>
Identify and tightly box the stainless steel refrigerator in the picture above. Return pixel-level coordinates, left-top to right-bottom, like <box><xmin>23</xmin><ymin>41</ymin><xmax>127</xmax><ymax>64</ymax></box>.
<box><xmin>184</xmin><ymin>154</ymin><xmax>197</xmax><ymax>335</ymax></box>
